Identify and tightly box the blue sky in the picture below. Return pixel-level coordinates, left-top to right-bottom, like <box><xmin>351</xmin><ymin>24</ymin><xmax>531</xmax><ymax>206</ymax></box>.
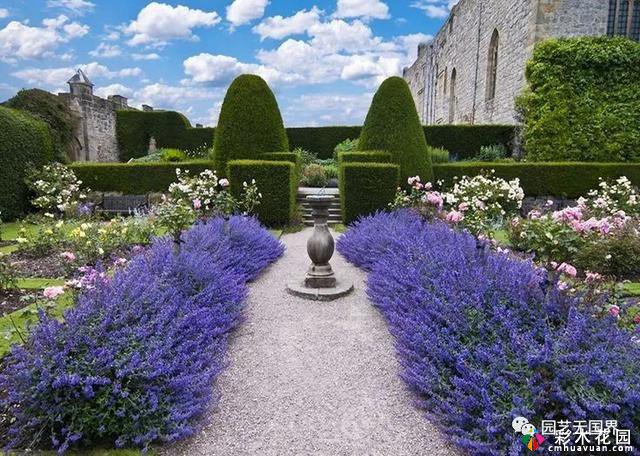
<box><xmin>0</xmin><ymin>0</ymin><xmax>454</xmax><ymax>126</ymax></box>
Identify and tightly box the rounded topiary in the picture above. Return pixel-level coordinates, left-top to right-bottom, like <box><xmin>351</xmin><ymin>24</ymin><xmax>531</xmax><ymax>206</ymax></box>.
<box><xmin>358</xmin><ymin>76</ymin><xmax>432</xmax><ymax>184</ymax></box>
<box><xmin>213</xmin><ymin>74</ymin><xmax>289</xmax><ymax>176</ymax></box>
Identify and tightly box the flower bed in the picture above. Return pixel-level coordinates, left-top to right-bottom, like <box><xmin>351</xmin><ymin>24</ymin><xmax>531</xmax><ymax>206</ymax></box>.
<box><xmin>1</xmin><ymin>216</ymin><xmax>283</xmax><ymax>453</ymax></box>
<box><xmin>338</xmin><ymin>211</ymin><xmax>640</xmax><ymax>455</ymax></box>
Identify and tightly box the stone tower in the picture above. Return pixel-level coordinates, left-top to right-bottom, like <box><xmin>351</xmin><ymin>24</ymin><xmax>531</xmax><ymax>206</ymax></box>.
<box><xmin>67</xmin><ymin>69</ymin><xmax>94</xmax><ymax>98</ymax></box>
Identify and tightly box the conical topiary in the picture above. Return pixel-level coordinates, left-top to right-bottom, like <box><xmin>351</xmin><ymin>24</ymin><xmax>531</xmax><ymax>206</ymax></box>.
<box><xmin>358</xmin><ymin>76</ymin><xmax>432</xmax><ymax>184</ymax></box>
<box><xmin>213</xmin><ymin>74</ymin><xmax>289</xmax><ymax>176</ymax></box>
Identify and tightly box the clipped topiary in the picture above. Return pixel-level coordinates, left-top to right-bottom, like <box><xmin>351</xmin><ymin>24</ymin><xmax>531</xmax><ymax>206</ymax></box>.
<box><xmin>359</xmin><ymin>77</ymin><xmax>432</xmax><ymax>184</ymax></box>
<box><xmin>214</xmin><ymin>74</ymin><xmax>288</xmax><ymax>176</ymax></box>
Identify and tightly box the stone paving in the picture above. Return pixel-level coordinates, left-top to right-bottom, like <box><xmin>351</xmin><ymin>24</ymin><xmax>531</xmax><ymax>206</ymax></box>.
<box><xmin>161</xmin><ymin>228</ymin><xmax>460</xmax><ymax>456</ymax></box>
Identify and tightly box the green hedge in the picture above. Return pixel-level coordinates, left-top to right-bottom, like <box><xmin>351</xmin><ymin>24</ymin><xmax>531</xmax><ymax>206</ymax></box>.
<box><xmin>287</xmin><ymin>127</ymin><xmax>362</xmax><ymax>159</ymax></box>
<box><xmin>338</xmin><ymin>151</ymin><xmax>391</xmax><ymax>164</ymax></box>
<box><xmin>434</xmin><ymin>162</ymin><xmax>640</xmax><ymax>199</ymax></box>
<box><xmin>227</xmin><ymin>160</ymin><xmax>296</xmax><ymax>226</ymax></box>
<box><xmin>0</xmin><ymin>106</ymin><xmax>54</xmax><ymax>220</ymax></box>
<box><xmin>424</xmin><ymin>125</ymin><xmax>515</xmax><ymax>160</ymax></box>
<box><xmin>181</xmin><ymin>127</ymin><xmax>215</xmax><ymax>153</ymax></box>
<box><xmin>518</xmin><ymin>37</ymin><xmax>640</xmax><ymax>162</ymax></box>
<box><xmin>261</xmin><ymin>152</ymin><xmax>300</xmax><ymax>167</ymax></box>
<box><xmin>340</xmin><ymin>163</ymin><xmax>400</xmax><ymax>224</ymax></box>
<box><xmin>70</xmin><ymin>161</ymin><xmax>213</xmax><ymax>194</ymax></box>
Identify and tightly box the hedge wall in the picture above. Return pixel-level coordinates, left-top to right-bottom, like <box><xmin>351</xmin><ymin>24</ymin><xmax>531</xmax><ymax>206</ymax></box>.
<box><xmin>340</xmin><ymin>163</ymin><xmax>400</xmax><ymax>224</ymax></box>
<box><xmin>0</xmin><ymin>106</ymin><xmax>54</xmax><ymax>220</ymax></box>
<box><xmin>338</xmin><ymin>151</ymin><xmax>391</xmax><ymax>164</ymax></box>
<box><xmin>287</xmin><ymin>127</ymin><xmax>362</xmax><ymax>159</ymax></box>
<box><xmin>424</xmin><ymin>125</ymin><xmax>515</xmax><ymax>160</ymax></box>
<box><xmin>70</xmin><ymin>161</ymin><xmax>214</xmax><ymax>194</ymax></box>
<box><xmin>116</xmin><ymin>111</ymin><xmax>214</xmax><ymax>162</ymax></box>
<box><xmin>434</xmin><ymin>162</ymin><xmax>640</xmax><ymax>199</ymax></box>
<box><xmin>518</xmin><ymin>37</ymin><xmax>640</xmax><ymax>162</ymax></box>
<box><xmin>227</xmin><ymin>160</ymin><xmax>296</xmax><ymax>226</ymax></box>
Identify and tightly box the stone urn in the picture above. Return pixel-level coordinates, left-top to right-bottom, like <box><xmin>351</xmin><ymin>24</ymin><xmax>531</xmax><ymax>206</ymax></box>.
<box><xmin>286</xmin><ymin>194</ymin><xmax>353</xmax><ymax>301</ymax></box>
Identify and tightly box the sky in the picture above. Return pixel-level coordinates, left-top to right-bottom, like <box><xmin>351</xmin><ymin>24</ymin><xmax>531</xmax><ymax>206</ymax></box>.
<box><xmin>0</xmin><ymin>0</ymin><xmax>455</xmax><ymax>127</ymax></box>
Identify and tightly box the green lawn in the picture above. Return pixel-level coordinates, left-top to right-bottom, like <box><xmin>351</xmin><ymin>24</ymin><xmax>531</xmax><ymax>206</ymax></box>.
<box><xmin>622</xmin><ymin>282</ymin><xmax>640</xmax><ymax>297</ymax></box>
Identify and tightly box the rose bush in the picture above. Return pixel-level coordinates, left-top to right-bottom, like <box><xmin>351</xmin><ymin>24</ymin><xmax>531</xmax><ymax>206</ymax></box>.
<box><xmin>25</xmin><ymin>163</ymin><xmax>88</xmax><ymax>216</ymax></box>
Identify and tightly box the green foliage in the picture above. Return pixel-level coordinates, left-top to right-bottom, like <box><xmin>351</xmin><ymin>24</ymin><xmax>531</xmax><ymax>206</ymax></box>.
<box><xmin>0</xmin><ymin>252</ymin><xmax>18</xmax><ymax>291</ymax></box>
<box><xmin>430</xmin><ymin>147</ymin><xmax>450</xmax><ymax>163</ymax></box>
<box><xmin>518</xmin><ymin>37</ymin><xmax>640</xmax><ymax>162</ymax></box>
<box><xmin>574</xmin><ymin>226</ymin><xmax>640</xmax><ymax>280</ymax></box>
<box><xmin>338</xmin><ymin>151</ymin><xmax>391</xmax><ymax>164</ymax></box>
<box><xmin>424</xmin><ymin>125</ymin><xmax>515</xmax><ymax>160</ymax></box>
<box><xmin>359</xmin><ymin>77</ymin><xmax>432</xmax><ymax>184</ymax></box>
<box><xmin>340</xmin><ymin>163</ymin><xmax>400</xmax><ymax>224</ymax></box>
<box><xmin>300</xmin><ymin>163</ymin><xmax>328</xmax><ymax>187</ymax></box>
<box><xmin>214</xmin><ymin>75</ymin><xmax>288</xmax><ymax>176</ymax></box>
<box><xmin>227</xmin><ymin>160</ymin><xmax>296</xmax><ymax>226</ymax></box>
<box><xmin>3</xmin><ymin>88</ymin><xmax>76</xmax><ymax>163</ymax></box>
<box><xmin>69</xmin><ymin>161</ymin><xmax>214</xmax><ymax>194</ymax></box>
<box><xmin>261</xmin><ymin>152</ymin><xmax>301</xmax><ymax>168</ymax></box>
<box><xmin>116</xmin><ymin>111</ymin><xmax>213</xmax><ymax>162</ymax></box>
<box><xmin>473</xmin><ymin>144</ymin><xmax>508</xmax><ymax>162</ymax></box>
<box><xmin>292</xmin><ymin>147</ymin><xmax>317</xmax><ymax>167</ymax></box>
<box><xmin>433</xmin><ymin>162</ymin><xmax>640</xmax><ymax>199</ymax></box>
<box><xmin>160</xmin><ymin>148</ymin><xmax>187</xmax><ymax>162</ymax></box>
<box><xmin>287</xmin><ymin>127</ymin><xmax>361</xmax><ymax>160</ymax></box>
<box><xmin>0</xmin><ymin>106</ymin><xmax>55</xmax><ymax>220</ymax></box>
<box><xmin>333</xmin><ymin>138</ymin><xmax>359</xmax><ymax>160</ymax></box>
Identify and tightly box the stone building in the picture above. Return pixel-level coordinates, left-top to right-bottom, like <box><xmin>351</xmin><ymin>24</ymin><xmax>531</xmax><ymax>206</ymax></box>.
<box><xmin>404</xmin><ymin>0</ymin><xmax>640</xmax><ymax>125</ymax></box>
<box><xmin>58</xmin><ymin>69</ymin><xmax>136</xmax><ymax>162</ymax></box>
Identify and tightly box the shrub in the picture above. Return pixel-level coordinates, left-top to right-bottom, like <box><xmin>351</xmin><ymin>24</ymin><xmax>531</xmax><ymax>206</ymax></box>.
<box><xmin>423</xmin><ymin>125</ymin><xmax>515</xmax><ymax>160</ymax></box>
<box><xmin>338</xmin><ymin>211</ymin><xmax>640</xmax><ymax>455</ymax></box>
<box><xmin>473</xmin><ymin>144</ymin><xmax>507</xmax><ymax>162</ymax></box>
<box><xmin>433</xmin><ymin>162</ymin><xmax>640</xmax><ymax>199</ymax></box>
<box><xmin>323</xmin><ymin>163</ymin><xmax>338</xmax><ymax>180</ymax></box>
<box><xmin>337</xmin><ymin>151</ymin><xmax>391</xmax><ymax>164</ymax></box>
<box><xmin>0</xmin><ymin>106</ymin><xmax>55</xmax><ymax>220</ymax></box>
<box><xmin>519</xmin><ymin>37</ymin><xmax>640</xmax><ymax>162</ymax></box>
<box><xmin>333</xmin><ymin>138</ymin><xmax>359</xmax><ymax>161</ymax></box>
<box><xmin>287</xmin><ymin>127</ymin><xmax>361</xmax><ymax>160</ymax></box>
<box><xmin>70</xmin><ymin>161</ymin><xmax>214</xmax><ymax>194</ymax></box>
<box><xmin>429</xmin><ymin>147</ymin><xmax>449</xmax><ymax>163</ymax></box>
<box><xmin>574</xmin><ymin>225</ymin><xmax>640</xmax><ymax>280</ymax></box>
<box><xmin>25</xmin><ymin>162</ymin><xmax>88</xmax><ymax>214</ymax></box>
<box><xmin>160</xmin><ymin>148</ymin><xmax>187</xmax><ymax>162</ymax></box>
<box><xmin>359</xmin><ymin>77</ymin><xmax>432</xmax><ymax>184</ymax></box>
<box><xmin>1</xmin><ymin>216</ymin><xmax>283</xmax><ymax>453</ymax></box>
<box><xmin>261</xmin><ymin>152</ymin><xmax>301</xmax><ymax>168</ymax></box>
<box><xmin>3</xmin><ymin>88</ymin><xmax>76</xmax><ymax>163</ymax></box>
<box><xmin>300</xmin><ymin>164</ymin><xmax>328</xmax><ymax>187</ymax></box>
<box><xmin>292</xmin><ymin>147</ymin><xmax>317</xmax><ymax>168</ymax></box>
<box><xmin>227</xmin><ymin>160</ymin><xmax>296</xmax><ymax>226</ymax></box>
<box><xmin>340</xmin><ymin>163</ymin><xmax>399</xmax><ymax>224</ymax></box>
<box><xmin>214</xmin><ymin>75</ymin><xmax>288</xmax><ymax>176</ymax></box>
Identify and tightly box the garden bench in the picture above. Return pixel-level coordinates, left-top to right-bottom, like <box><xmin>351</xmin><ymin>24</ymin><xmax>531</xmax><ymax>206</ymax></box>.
<box><xmin>97</xmin><ymin>194</ymin><xmax>149</xmax><ymax>215</ymax></box>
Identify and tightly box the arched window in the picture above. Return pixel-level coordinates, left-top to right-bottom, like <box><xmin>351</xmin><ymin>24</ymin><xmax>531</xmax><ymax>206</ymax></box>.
<box><xmin>449</xmin><ymin>68</ymin><xmax>456</xmax><ymax>123</ymax></box>
<box><xmin>486</xmin><ymin>29</ymin><xmax>499</xmax><ymax>101</ymax></box>
<box><xmin>608</xmin><ymin>0</ymin><xmax>640</xmax><ymax>40</ymax></box>
<box><xmin>443</xmin><ymin>66</ymin><xmax>448</xmax><ymax>96</ymax></box>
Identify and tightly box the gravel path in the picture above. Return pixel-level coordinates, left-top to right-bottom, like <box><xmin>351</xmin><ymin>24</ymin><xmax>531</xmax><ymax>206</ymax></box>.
<box><xmin>162</xmin><ymin>228</ymin><xmax>461</xmax><ymax>456</ymax></box>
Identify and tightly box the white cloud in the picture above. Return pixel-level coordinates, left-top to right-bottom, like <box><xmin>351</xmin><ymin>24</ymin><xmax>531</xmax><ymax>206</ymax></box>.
<box><xmin>0</xmin><ymin>15</ymin><xmax>89</xmax><ymax>62</ymax></box>
<box><xmin>183</xmin><ymin>52</ymin><xmax>301</xmax><ymax>87</ymax></box>
<box><xmin>226</xmin><ymin>0</ymin><xmax>269</xmax><ymax>27</ymax></box>
<box><xmin>253</xmin><ymin>7</ymin><xmax>321</xmax><ymax>41</ymax></box>
<box><xmin>94</xmin><ymin>83</ymin><xmax>134</xmax><ymax>99</ymax></box>
<box><xmin>12</xmin><ymin>62</ymin><xmax>142</xmax><ymax>87</ymax></box>
<box><xmin>132</xmin><ymin>52</ymin><xmax>160</xmax><ymax>61</ymax></box>
<box><xmin>47</xmin><ymin>0</ymin><xmax>95</xmax><ymax>16</ymax></box>
<box><xmin>411</xmin><ymin>1</ymin><xmax>452</xmax><ymax>19</ymax></box>
<box><xmin>282</xmin><ymin>92</ymin><xmax>373</xmax><ymax>126</ymax></box>
<box><xmin>334</xmin><ymin>0</ymin><xmax>390</xmax><ymax>20</ymax></box>
<box><xmin>0</xmin><ymin>8</ymin><xmax>9</xmax><ymax>19</ymax></box>
<box><xmin>89</xmin><ymin>42</ymin><xmax>122</xmax><ymax>58</ymax></box>
<box><xmin>132</xmin><ymin>83</ymin><xmax>217</xmax><ymax>109</ymax></box>
<box><xmin>124</xmin><ymin>2</ymin><xmax>221</xmax><ymax>47</ymax></box>
<box><xmin>308</xmin><ymin>19</ymin><xmax>379</xmax><ymax>53</ymax></box>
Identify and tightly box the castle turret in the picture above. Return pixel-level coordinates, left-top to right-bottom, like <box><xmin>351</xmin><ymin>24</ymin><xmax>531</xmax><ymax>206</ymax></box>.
<box><xmin>108</xmin><ymin>94</ymin><xmax>128</xmax><ymax>109</ymax></box>
<box><xmin>68</xmin><ymin>69</ymin><xmax>93</xmax><ymax>97</ymax></box>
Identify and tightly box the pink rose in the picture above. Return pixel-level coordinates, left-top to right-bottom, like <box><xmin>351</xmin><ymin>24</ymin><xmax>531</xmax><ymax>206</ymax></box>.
<box><xmin>608</xmin><ymin>305</ymin><xmax>620</xmax><ymax>317</ymax></box>
<box><xmin>219</xmin><ymin>178</ymin><xmax>230</xmax><ymax>187</ymax></box>
<box><xmin>585</xmin><ymin>271</ymin><xmax>602</xmax><ymax>283</ymax></box>
<box><xmin>60</xmin><ymin>251</ymin><xmax>76</xmax><ymax>262</ymax></box>
<box><xmin>193</xmin><ymin>199</ymin><xmax>202</xmax><ymax>210</ymax></box>
<box><xmin>426</xmin><ymin>192</ymin><xmax>443</xmax><ymax>210</ymax></box>
<box><xmin>458</xmin><ymin>202</ymin><xmax>469</xmax><ymax>212</ymax></box>
<box><xmin>43</xmin><ymin>286</ymin><xmax>65</xmax><ymax>299</ymax></box>
<box><xmin>557</xmin><ymin>262</ymin><xmax>577</xmax><ymax>278</ymax></box>
<box><xmin>445</xmin><ymin>210</ymin><xmax>464</xmax><ymax>224</ymax></box>
<box><xmin>633</xmin><ymin>314</ymin><xmax>640</xmax><ymax>324</ymax></box>
<box><xmin>557</xmin><ymin>281</ymin><xmax>569</xmax><ymax>291</ymax></box>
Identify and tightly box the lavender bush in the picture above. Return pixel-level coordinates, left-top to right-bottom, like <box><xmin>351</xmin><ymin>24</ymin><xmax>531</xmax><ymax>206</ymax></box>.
<box><xmin>338</xmin><ymin>211</ymin><xmax>640</xmax><ymax>455</ymax></box>
<box><xmin>1</xmin><ymin>216</ymin><xmax>283</xmax><ymax>453</ymax></box>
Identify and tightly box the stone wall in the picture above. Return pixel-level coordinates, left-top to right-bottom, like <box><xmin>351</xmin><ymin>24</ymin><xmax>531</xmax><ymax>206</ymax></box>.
<box><xmin>59</xmin><ymin>92</ymin><xmax>120</xmax><ymax>162</ymax></box>
<box><xmin>405</xmin><ymin>0</ymin><xmax>610</xmax><ymax>126</ymax></box>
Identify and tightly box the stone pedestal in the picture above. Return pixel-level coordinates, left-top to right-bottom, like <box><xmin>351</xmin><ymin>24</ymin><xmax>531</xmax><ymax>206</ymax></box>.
<box><xmin>286</xmin><ymin>195</ymin><xmax>353</xmax><ymax>301</ymax></box>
